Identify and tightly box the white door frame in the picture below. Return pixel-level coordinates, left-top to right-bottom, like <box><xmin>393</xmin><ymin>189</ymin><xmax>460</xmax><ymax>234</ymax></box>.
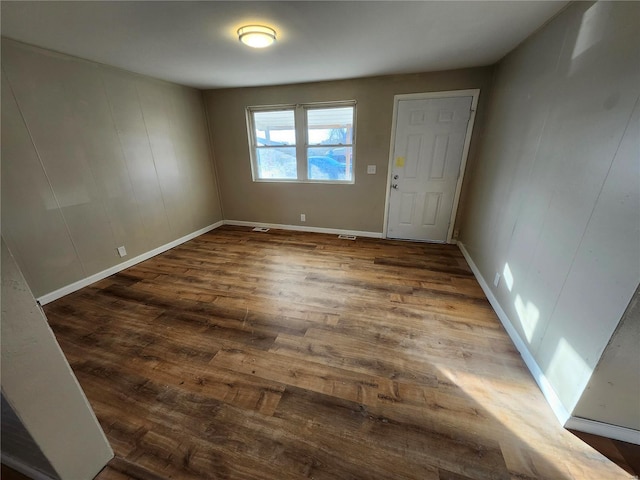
<box><xmin>382</xmin><ymin>89</ymin><xmax>480</xmax><ymax>243</ymax></box>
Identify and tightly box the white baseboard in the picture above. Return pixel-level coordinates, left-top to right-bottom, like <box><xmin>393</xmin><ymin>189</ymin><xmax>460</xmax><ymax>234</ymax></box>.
<box><xmin>457</xmin><ymin>242</ymin><xmax>572</xmax><ymax>426</ymax></box>
<box><xmin>36</xmin><ymin>220</ymin><xmax>380</xmax><ymax>305</ymax></box>
<box><xmin>37</xmin><ymin>221</ymin><xmax>224</xmax><ymax>305</ymax></box>
<box><xmin>566</xmin><ymin>416</ymin><xmax>640</xmax><ymax>445</ymax></box>
<box><xmin>1</xmin><ymin>453</ymin><xmax>56</xmax><ymax>480</ymax></box>
<box><xmin>223</xmin><ymin>220</ymin><xmax>383</xmax><ymax>239</ymax></box>
<box><xmin>458</xmin><ymin>242</ymin><xmax>640</xmax><ymax>444</ymax></box>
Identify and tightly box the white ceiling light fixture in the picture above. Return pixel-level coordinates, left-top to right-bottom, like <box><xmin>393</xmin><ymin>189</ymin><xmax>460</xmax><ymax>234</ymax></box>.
<box><xmin>237</xmin><ymin>25</ymin><xmax>276</xmax><ymax>49</ymax></box>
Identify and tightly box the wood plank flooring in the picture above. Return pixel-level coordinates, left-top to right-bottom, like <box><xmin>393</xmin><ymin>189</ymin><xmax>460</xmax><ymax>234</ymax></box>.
<box><xmin>568</xmin><ymin>431</ymin><xmax>640</xmax><ymax>478</ymax></box>
<box><xmin>43</xmin><ymin>226</ymin><xmax>633</xmax><ymax>479</ymax></box>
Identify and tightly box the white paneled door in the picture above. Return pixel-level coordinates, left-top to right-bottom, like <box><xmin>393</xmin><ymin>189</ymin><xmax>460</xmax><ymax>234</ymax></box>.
<box><xmin>386</xmin><ymin>93</ymin><xmax>476</xmax><ymax>242</ymax></box>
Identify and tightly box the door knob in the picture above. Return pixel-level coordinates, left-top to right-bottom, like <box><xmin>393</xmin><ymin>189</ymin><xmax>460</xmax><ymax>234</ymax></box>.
<box><xmin>392</xmin><ymin>184</ymin><xmax>399</xmax><ymax>189</ymax></box>
<box><xmin>393</xmin><ymin>174</ymin><xmax>399</xmax><ymax>180</ymax></box>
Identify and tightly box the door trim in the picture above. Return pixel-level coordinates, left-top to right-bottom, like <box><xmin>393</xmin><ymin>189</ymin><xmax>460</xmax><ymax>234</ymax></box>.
<box><xmin>382</xmin><ymin>89</ymin><xmax>480</xmax><ymax>243</ymax></box>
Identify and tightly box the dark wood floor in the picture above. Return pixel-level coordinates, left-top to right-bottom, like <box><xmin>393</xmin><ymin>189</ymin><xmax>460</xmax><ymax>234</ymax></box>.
<box><xmin>569</xmin><ymin>431</ymin><xmax>640</xmax><ymax>478</ymax></box>
<box><xmin>43</xmin><ymin>226</ymin><xmax>634</xmax><ymax>479</ymax></box>
<box><xmin>1</xmin><ymin>464</ymin><xmax>31</xmax><ymax>480</ymax></box>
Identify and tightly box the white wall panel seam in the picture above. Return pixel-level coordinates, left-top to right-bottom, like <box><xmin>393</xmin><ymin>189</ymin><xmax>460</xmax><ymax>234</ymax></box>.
<box><xmin>499</xmin><ymin>14</ymin><xmax>575</xmax><ymax>358</ymax></box>
<box><xmin>201</xmin><ymin>91</ymin><xmax>225</xmax><ymax>220</ymax></box>
<box><xmin>540</xmin><ymin>95</ymin><xmax>640</xmax><ymax>386</ymax></box>
<box><xmin>167</xmin><ymin>88</ymin><xmax>197</xmax><ymax>233</ymax></box>
<box><xmin>134</xmin><ymin>79</ymin><xmax>173</xmax><ymax>236</ymax></box>
<box><xmin>98</xmin><ymin>67</ymin><xmax>151</xmax><ymax>250</ymax></box>
<box><xmin>76</xmin><ymin>73</ymin><xmax>128</xmax><ymax>264</ymax></box>
<box><xmin>520</xmin><ymin>10</ymin><xmax>598</xmax><ymax>358</ymax></box>
<box><xmin>0</xmin><ymin>65</ymin><xmax>87</xmax><ymax>278</ymax></box>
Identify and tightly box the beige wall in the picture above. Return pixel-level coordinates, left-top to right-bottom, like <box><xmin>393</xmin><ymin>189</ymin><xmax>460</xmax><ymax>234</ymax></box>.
<box><xmin>574</xmin><ymin>286</ymin><xmax>640</xmax><ymax>430</ymax></box>
<box><xmin>1</xmin><ymin>39</ymin><xmax>223</xmax><ymax>298</ymax></box>
<box><xmin>205</xmin><ymin>68</ymin><xmax>493</xmax><ymax>233</ymax></box>
<box><xmin>457</xmin><ymin>1</ymin><xmax>640</xmax><ymax>423</ymax></box>
<box><xmin>1</xmin><ymin>238</ymin><xmax>113</xmax><ymax>479</ymax></box>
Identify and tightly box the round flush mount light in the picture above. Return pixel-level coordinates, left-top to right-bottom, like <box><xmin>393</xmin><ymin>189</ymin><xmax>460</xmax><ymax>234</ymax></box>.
<box><xmin>237</xmin><ymin>25</ymin><xmax>276</xmax><ymax>48</ymax></box>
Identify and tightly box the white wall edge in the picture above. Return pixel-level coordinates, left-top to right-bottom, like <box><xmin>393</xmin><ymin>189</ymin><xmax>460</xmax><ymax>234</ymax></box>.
<box><xmin>1</xmin><ymin>453</ymin><xmax>57</xmax><ymax>480</ymax></box>
<box><xmin>37</xmin><ymin>221</ymin><xmax>224</xmax><ymax>305</ymax></box>
<box><xmin>457</xmin><ymin>242</ymin><xmax>572</xmax><ymax>426</ymax></box>
<box><xmin>223</xmin><ymin>220</ymin><xmax>383</xmax><ymax>239</ymax></box>
<box><xmin>565</xmin><ymin>417</ymin><xmax>640</xmax><ymax>445</ymax></box>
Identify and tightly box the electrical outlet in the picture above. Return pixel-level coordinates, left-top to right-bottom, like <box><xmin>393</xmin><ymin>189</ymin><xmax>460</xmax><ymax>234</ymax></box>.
<box><xmin>300</xmin><ymin>214</ymin><xmax>306</xmax><ymax>222</ymax></box>
<box><xmin>367</xmin><ymin>165</ymin><xmax>376</xmax><ymax>174</ymax></box>
<box><xmin>493</xmin><ymin>273</ymin><xmax>500</xmax><ymax>287</ymax></box>
<box><xmin>453</xmin><ymin>229</ymin><xmax>460</xmax><ymax>239</ymax></box>
<box><xmin>117</xmin><ymin>246</ymin><xmax>127</xmax><ymax>258</ymax></box>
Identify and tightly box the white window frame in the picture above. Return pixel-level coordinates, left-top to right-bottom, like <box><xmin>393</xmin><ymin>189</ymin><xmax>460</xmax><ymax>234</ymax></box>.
<box><xmin>246</xmin><ymin>101</ymin><xmax>356</xmax><ymax>184</ymax></box>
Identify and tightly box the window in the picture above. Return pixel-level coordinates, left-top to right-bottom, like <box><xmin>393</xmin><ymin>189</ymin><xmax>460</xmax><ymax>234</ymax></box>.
<box><xmin>247</xmin><ymin>101</ymin><xmax>355</xmax><ymax>183</ymax></box>
<box><xmin>252</xmin><ymin>109</ymin><xmax>297</xmax><ymax>180</ymax></box>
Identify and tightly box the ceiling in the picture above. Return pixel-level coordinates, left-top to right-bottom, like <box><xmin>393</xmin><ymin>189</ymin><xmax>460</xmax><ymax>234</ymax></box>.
<box><xmin>1</xmin><ymin>1</ymin><xmax>568</xmax><ymax>90</ymax></box>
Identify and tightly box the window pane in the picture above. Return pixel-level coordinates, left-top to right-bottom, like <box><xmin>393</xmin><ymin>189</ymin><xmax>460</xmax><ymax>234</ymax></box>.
<box><xmin>307</xmin><ymin>107</ymin><xmax>353</xmax><ymax>145</ymax></box>
<box><xmin>256</xmin><ymin>147</ymin><xmax>297</xmax><ymax>179</ymax></box>
<box><xmin>307</xmin><ymin>147</ymin><xmax>353</xmax><ymax>181</ymax></box>
<box><xmin>254</xmin><ymin>110</ymin><xmax>295</xmax><ymax>146</ymax></box>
